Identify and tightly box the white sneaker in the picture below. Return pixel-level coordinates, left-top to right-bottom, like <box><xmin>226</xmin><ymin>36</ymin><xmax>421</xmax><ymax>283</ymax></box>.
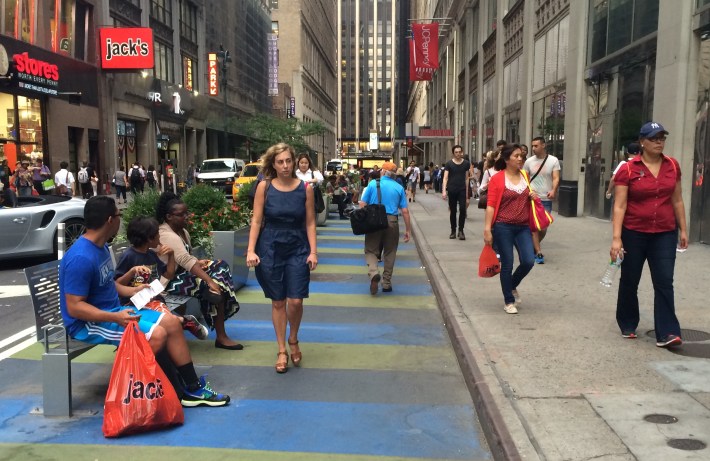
<box><xmin>511</xmin><ymin>289</ymin><xmax>521</xmax><ymax>306</ymax></box>
<box><xmin>504</xmin><ymin>303</ymin><xmax>518</xmax><ymax>314</ymax></box>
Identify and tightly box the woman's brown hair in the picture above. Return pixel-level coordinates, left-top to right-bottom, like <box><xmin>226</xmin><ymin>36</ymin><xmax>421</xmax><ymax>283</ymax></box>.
<box><xmin>260</xmin><ymin>143</ymin><xmax>297</xmax><ymax>179</ymax></box>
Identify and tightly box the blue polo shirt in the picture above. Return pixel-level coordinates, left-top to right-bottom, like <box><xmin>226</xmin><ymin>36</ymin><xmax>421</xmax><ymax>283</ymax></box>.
<box><xmin>361</xmin><ymin>176</ymin><xmax>407</xmax><ymax>216</ymax></box>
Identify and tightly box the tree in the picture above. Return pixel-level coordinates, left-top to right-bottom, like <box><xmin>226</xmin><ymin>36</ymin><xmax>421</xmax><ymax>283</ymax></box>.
<box><xmin>242</xmin><ymin>113</ymin><xmax>326</xmax><ymax>157</ymax></box>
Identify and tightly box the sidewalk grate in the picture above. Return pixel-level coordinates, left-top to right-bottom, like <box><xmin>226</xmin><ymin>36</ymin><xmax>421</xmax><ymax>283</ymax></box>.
<box><xmin>645</xmin><ymin>329</ymin><xmax>710</xmax><ymax>342</ymax></box>
<box><xmin>667</xmin><ymin>438</ymin><xmax>707</xmax><ymax>451</ymax></box>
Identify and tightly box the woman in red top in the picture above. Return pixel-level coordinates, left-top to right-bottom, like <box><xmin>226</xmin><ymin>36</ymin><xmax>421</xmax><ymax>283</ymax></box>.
<box><xmin>611</xmin><ymin>122</ymin><xmax>688</xmax><ymax>348</ymax></box>
<box><xmin>483</xmin><ymin>144</ymin><xmax>536</xmax><ymax>314</ymax></box>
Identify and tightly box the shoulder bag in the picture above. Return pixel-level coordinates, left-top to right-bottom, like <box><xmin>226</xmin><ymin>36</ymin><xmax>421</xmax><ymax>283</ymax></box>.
<box><xmin>350</xmin><ymin>179</ymin><xmax>389</xmax><ymax>235</ymax></box>
<box><xmin>477</xmin><ymin>170</ymin><xmax>489</xmax><ymax>209</ymax></box>
<box><xmin>522</xmin><ymin>170</ymin><xmax>553</xmax><ymax>232</ymax></box>
<box><xmin>310</xmin><ymin>172</ymin><xmax>326</xmax><ymax>214</ymax></box>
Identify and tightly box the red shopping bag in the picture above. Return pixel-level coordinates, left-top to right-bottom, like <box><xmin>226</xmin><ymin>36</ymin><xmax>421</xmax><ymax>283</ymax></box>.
<box><xmin>102</xmin><ymin>321</ymin><xmax>184</xmax><ymax>438</ymax></box>
<box><xmin>478</xmin><ymin>245</ymin><xmax>501</xmax><ymax>278</ymax></box>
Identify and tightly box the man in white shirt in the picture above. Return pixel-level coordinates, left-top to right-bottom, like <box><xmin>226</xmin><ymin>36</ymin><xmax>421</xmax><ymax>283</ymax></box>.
<box><xmin>54</xmin><ymin>161</ymin><xmax>75</xmax><ymax>197</ymax></box>
<box><xmin>405</xmin><ymin>161</ymin><xmax>420</xmax><ymax>202</ymax></box>
<box><xmin>523</xmin><ymin>137</ymin><xmax>560</xmax><ymax>264</ymax></box>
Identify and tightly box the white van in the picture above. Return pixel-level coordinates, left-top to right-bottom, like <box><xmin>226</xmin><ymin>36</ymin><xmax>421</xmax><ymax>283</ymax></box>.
<box><xmin>197</xmin><ymin>158</ymin><xmax>246</xmax><ymax>195</ymax></box>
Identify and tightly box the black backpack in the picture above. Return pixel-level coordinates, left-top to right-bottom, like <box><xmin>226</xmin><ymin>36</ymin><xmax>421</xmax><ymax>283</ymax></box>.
<box><xmin>130</xmin><ymin>168</ymin><xmax>141</xmax><ymax>182</ymax></box>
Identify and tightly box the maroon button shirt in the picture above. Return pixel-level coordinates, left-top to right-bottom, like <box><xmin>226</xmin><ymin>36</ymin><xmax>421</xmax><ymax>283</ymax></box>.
<box><xmin>614</xmin><ymin>154</ymin><xmax>680</xmax><ymax>233</ymax></box>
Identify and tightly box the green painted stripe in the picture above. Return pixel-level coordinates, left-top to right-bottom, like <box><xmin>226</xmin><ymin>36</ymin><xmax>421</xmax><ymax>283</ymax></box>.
<box><xmin>315</xmin><ymin>247</ymin><xmax>418</xmax><ymax>256</ymax></box>
<box><xmin>0</xmin><ymin>443</ymin><xmax>472</xmax><ymax>461</ymax></box>
<box><xmin>10</xmin><ymin>342</ymin><xmax>458</xmax><ymax>374</ymax></box>
<box><xmin>317</xmin><ymin>265</ymin><xmax>426</xmax><ymax>276</ymax></box>
<box><xmin>237</xmin><ymin>289</ymin><xmax>437</xmax><ymax>308</ymax></box>
<box><xmin>318</xmin><ymin>235</ymin><xmax>365</xmax><ymax>241</ymax></box>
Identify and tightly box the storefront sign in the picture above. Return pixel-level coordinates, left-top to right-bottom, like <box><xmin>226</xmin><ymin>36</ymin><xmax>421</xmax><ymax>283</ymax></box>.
<box><xmin>99</xmin><ymin>28</ymin><xmax>154</xmax><ymax>70</ymax></box>
<box><xmin>208</xmin><ymin>53</ymin><xmax>218</xmax><ymax>96</ymax></box>
<box><xmin>13</xmin><ymin>51</ymin><xmax>60</xmax><ymax>95</ymax></box>
<box><xmin>268</xmin><ymin>34</ymin><xmax>278</xmax><ymax>96</ymax></box>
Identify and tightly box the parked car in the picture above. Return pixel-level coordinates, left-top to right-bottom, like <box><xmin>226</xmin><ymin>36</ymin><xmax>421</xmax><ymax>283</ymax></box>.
<box><xmin>0</xmin><ymin>195</ymin><xmax>86</xmax><ymax>260</ymax></box>
<box><xmin>232</xmin><ymin>161</ymin><xmax>262</xmax><ymax>201</ymax></box>
<box><xmin>196</xmin><ymin>158</ymin><xmax>245</xmax><ymax>195</ymax></box>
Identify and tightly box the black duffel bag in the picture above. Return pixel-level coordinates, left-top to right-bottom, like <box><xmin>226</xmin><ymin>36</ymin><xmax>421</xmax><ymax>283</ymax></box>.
<box><xmin>350</xmin><ymin>179</ymin><xmax>389</xmax><ymax>235</ymax></box>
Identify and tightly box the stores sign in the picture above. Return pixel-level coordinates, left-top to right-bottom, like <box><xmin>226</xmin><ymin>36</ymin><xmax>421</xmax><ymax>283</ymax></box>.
<box><xmin>14</xmin><ymin>51</ymin><xmax>59</xmax><ymax>95</ymax></box>
<box><xmin>99</xmin><ymin>28</ymin><xmax>154</xmax><ymax>70</ymax></box>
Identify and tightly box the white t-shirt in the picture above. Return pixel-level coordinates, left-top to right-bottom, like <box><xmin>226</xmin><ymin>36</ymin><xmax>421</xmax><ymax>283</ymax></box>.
<box><xmin>478</xmin><ymin>168</ymin><xmax>499</xmax><ymax>193</ymax></box>
<box><xmin>406</xmin><ymin>166</ymin><xmax>420</xmax><ymax>183</ymax></box>
<box><xmin>54</xmin><ymin>169</ymin><xmax>75</xmax><ymax>189</ymax></box>
<box><xmin>296</xmin><ymin>169</ymin><xmax>324</xmax><ymax>185</ymax></box>
<box><xmin>612</xmin><ymin>160</ymin><xmax>627</xmax><ymax>176</ymax></box>
<box><xmin>523</xmin><ymin>154</ymin><xmax>561</xmax><ymax>201</ymax></box>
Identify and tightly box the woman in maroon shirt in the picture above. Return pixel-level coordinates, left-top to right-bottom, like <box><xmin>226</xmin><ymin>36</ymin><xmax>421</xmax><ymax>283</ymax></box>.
<box><xmin>611</xmin><ymin>122</ymin><xmax>688</xmax><ymax>348</ymax></box>
<box><xmin>484</xmin><ymin>144</ymin><xmax>536</xmax><ymax>314</ymax></box>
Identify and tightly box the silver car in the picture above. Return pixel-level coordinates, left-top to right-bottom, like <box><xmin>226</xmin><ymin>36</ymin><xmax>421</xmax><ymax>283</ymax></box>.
<box><xmin>0</xmin><ymin>195</ymin><xmax>86</xmax><ymax>260</ymax></box>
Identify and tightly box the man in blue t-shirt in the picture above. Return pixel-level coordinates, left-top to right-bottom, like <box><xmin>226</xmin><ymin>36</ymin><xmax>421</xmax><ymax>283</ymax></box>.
<box><xmin>359</xmin><ymin>162</ymin><xmax>411</xmax><ymax>295</ymax></box>
<box><xmin>59</xmin><ymin>196</ymin><xmax>230</xmax><ymax>408</ymax></box>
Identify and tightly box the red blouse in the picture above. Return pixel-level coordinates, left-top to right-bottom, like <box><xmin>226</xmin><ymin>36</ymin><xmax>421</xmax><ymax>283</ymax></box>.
<box><xmin>614</xmin><ymin>154</ymin><xmax>680</xmax><ymax>233</ymax></box>
<box><xmin>496</xmin><ymin>187</ymin><xmax>530</xmax><ymax>225</ymax></box>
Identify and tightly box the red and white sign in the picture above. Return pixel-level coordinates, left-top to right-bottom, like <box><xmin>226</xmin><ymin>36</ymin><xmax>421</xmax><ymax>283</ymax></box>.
<box><xmin>208</xmin><ymin>53</ymin><xmax>219</xmax><ymax>96</ymax></box>
<box><xmin>409</xmin><ymin>23</ymin><xmax>439</xmax><ymax>81</ymax></box>
<box><xmin>14</xmin><ymin>52</ymin><xmax>59</xmax><ymax>81</ymax></box>
<box><xmin>99</xmin><ymin>27</ymin><xmax>154</xmax><ymax>70</ymax></box>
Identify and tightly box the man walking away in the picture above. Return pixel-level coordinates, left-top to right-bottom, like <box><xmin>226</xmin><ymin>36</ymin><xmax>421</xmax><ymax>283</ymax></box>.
<box><xmin>78</xmin><ymin>161</ymin><xmax>91</xmax><ymax>199</ymax></box>
<box><xmin>129</xmin><ymin>163</ymin><xmax>142</xmax><ymax>196</ymax></box>
<box><xmin>523</xmin><ymin>137</ymin><xmax>560</xmax><ymax>264</ymax></box>
<box><xmin>359</xmin><ymin>162</ymin><xmax>411</xmax><ymax>295</ymax></box>
<box><xmin>442</xmin><ymin>145</ymin><xmax>471</xmax><ymax>240</ymax></box>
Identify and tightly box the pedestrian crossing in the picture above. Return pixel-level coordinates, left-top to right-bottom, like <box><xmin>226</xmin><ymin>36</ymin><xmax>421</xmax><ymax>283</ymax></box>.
<box><xmin>0</xmin><ymin>217</ymin><xmax>491</xmax><ymax>460</ymax></box>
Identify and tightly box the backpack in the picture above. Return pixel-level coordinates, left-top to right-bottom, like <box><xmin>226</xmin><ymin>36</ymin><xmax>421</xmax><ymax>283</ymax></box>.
<box><xmin>78</xmin><ymin>167</ymin><xmax>89</xmax><ymax>183</ymax></box>
<box><xmin>146</xmin><ymin>171</ymin><xmax>156</xmax><ymax>185</ymax></box>
<box><xmin>130</xmin><ymin>168</ymin><xmax>141</xmax><ymax>182</ymax></box>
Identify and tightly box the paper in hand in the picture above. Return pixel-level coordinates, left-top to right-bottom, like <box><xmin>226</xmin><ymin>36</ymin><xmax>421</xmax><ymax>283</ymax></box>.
<box><xmin>130</xmin><ymin>279</ymin><xmax>166</xmax><ymax>309</ymax></box>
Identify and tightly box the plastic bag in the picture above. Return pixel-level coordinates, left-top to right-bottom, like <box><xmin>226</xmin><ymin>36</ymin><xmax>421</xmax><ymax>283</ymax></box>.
<box><xmin>102</xmin><ymin>321</ymin><xmax>184</xmax><ymax>438</ymax></box>
<box><xmin>478</xmin><ymin>245</ymin><xmax>501</xmax><ymax>278</ymax></box>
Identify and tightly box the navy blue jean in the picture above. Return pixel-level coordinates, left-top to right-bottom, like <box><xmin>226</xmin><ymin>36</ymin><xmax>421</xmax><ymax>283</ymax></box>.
<box><xmin>616</xmin><ymin>227</ymin><xmax>680</xmax><ymax>341</ymax></box>
<box><xmin>493</xmin><ymin>222</ymin><xmax>535</xmax><ymax>305</ymax></box>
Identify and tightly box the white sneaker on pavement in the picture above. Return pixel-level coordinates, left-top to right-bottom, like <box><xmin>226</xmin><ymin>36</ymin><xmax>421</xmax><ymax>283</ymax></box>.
<box><xmin>504</xmin><ymin>303</ymin><xmax>518</xmax><ymax>314</ymax></box>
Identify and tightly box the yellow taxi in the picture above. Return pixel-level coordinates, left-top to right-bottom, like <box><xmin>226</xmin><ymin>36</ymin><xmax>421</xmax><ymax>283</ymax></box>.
<box><xmin>232</xmin><ymin>161</ymin><xmax>262</xmax><ymax>201</ymax></box>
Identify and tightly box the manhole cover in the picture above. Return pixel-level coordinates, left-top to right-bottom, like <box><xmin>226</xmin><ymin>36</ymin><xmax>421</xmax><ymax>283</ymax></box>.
<box><xmin>309</xmin><ymin>274</ymin><xmax>353</xmax><ymax>282</ymax></box>
<box><xmin>643</xmin><ymin>414</ymin><xmax>678</xmax><ymax>424</ymax></box>
<box><xmin>646</xmin><ymin>329</ymin><xmax>710</xmax><ymax>342</ymax></box>
<box><xmin>667</xmin><ymin>438</ymin><xmax>707</xmax><ymax>451</ymax></box>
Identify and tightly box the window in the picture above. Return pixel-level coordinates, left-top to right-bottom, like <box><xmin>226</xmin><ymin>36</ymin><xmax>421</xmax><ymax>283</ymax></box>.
<box><xmin>270</xmin><ymin>0</ymin><xmax>278</xmax><ymax>9</ymax></box>
<box><xmin>271</xmin><ymin>21</ymin><xmax>279</xmax><ymax>36</ymax></box>
<box><xmin>589</xmin><ymin>0</ymin><xmax>659</xmax><ymax>63</ymax></box>
<box><xmin>154</xmin><ymin>41</ymin><xmax>174</xmax><ymax>82</ymax></box>
<box><xmin>487</xmin><ymin>0</ymin><xmax>497</xmax><ymax>36</ymax></box>
<box><xmin>151</xmin><ymin>0</ymin><xmax>172</xmax><ymax>26</ymax></box>
<box><xmin>179</xmin><ymin>0</ymin><xmax>197</xmax><ymax>42</ymax></box>
<box><xmin>533</xmin><ymin>16</ymin><xmax>569</xmax><ymax>92</ymax></box>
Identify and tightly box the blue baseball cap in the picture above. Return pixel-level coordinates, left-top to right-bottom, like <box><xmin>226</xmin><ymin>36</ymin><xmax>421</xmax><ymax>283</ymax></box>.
<box><xmin>639</xmin><ymin>122</ymin><xmax>669</xmax><ymax>139</ymax></box>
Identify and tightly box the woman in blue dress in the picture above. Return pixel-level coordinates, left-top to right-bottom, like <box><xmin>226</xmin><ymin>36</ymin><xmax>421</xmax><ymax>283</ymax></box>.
<box><xmin>246</xmin><ymin>143</ymin><xmax>318</xmax><ymax>373</ymax></box>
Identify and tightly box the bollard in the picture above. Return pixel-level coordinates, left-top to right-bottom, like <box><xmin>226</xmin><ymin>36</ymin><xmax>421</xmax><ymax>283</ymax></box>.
<box><xmin>57</xmin><ymin>222</ymin><xmax>65</xmax><ymax>260</ymax></box>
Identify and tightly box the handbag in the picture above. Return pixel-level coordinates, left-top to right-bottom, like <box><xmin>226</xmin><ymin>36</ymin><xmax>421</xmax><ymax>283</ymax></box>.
<box><xmin>478</xmin><ymin>245</ymin><xmax>501</xmax><ymax>278</ymax></box>
<box><xmin>350</xmin><ymin>179</ymin><xmax>389</xmax><ymax>235</ymax></box>
<box><xmin>311</xmin><ymin>172</ymin><xmax>325</xmax><ymax>213</ymax></box>
<box><xmin>102</xmin><ymin>321</ymin><xmax>184</xmax><ymax>438</ymax></box>
<box><xmin>55</xmin><ymin>171</ymin><xmax>70</xmax><ymax>196</ymax></box>
<box><xmin>522</xmin><ymin>170</ymin><xmax>553</xmax><ymax>232</ymax></box>
<box><xmin>477</xmin><ymin>171</ymin><xmax>489</xmax><ymax>209</ymax></box>
<box><xmin>42</xmin><ymin>178</ymin><xmax>56</xmax><ymax>191</ymax></box>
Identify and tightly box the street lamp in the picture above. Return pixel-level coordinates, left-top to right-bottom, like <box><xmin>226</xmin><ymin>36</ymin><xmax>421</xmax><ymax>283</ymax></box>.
<box><xmin>218</xmin><ymin>45</ymin><xmax>232</xmax><ymax>155</ymax></box>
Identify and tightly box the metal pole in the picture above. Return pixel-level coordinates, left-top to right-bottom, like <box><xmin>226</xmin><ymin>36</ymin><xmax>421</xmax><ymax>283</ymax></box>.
<box><xmin>57</xmin><ymin>222</ymin><xmax>65</xmax><ymax>260</ymax></box>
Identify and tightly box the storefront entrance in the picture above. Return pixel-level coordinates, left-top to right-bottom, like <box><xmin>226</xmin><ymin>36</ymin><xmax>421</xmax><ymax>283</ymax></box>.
<box><xmin>690</xmin><ymin>38</ymin><xmax>710</xmax><ymax>243</ymax></box>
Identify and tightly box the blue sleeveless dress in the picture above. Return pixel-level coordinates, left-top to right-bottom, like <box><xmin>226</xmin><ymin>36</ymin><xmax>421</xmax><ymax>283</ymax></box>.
<box><xmin>255</xmin><ymin>181</ymin><xmax>311</xmax><ymax>300</ymax></box>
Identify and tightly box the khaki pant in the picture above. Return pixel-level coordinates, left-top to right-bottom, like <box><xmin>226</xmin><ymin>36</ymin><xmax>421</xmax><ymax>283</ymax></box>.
<box><xmin>364</xmin><ymin>215</ymin><xmax>400</xmax><ymax>288</ymax></box>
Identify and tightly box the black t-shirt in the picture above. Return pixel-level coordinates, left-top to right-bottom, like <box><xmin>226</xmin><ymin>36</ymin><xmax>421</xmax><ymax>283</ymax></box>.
<box><xmin>444</xmin><ymin>159</ymin><xmax>470</xmax><ymax>191</ymax></box>
<box><xmin>114</xmin><ymin>247</ymin><xmax>167</xmax><ymax>305</ymax></box>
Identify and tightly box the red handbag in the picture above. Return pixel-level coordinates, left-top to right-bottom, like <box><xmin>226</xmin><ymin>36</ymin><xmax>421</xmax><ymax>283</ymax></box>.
<box><xmin>478</xmin><ymin>245</ymin><xmax>501</xmax><ymax>278</ymax></box>
<box><xmin>102</xmin><ymin>321</ymin><xmax>184</xmax><ymax>438</ymax></box>
<box><xmin>522</xmin><ymin>171</ymin><xmax>553</xmax><ymax>232</ymax></box>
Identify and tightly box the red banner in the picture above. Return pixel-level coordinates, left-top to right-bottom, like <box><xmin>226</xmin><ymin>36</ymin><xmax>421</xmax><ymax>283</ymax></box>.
<box><xmin>410</xmin><ymin>23</ymin><xmax>439</xmax><ymax>81</ymax></box>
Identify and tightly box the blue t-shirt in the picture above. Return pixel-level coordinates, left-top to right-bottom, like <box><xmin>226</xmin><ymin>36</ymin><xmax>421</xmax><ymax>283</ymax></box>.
<box><xmin>114</xmin><ymin>247</ymin><xmax>167</xmax><ymax>305</ymax></box>
<box><xmin>360</xmin><ymin>176</ymin><xmax>407</xmax><ymax>216</ymax></box>
<box><xmin>60</xmin><ymin>236</ymin><xmax>121</xmax><ymax>336</ymax></box>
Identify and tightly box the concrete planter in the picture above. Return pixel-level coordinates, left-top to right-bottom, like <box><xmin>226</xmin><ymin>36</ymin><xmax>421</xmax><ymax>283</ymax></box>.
<box><xmin>317</xmin><ymin>194</ymin><xmax>331</xmax><ymax>226</ymax></box>
<box><xmin>211</xmin><ymin>227</ymin><xmax>250</xmax><ymax>291</ymax></box>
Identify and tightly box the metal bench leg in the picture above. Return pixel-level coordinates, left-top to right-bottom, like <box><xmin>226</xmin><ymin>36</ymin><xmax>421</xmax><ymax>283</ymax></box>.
<box><xmin>42</xmin><ymin>353</ymin><xmax>72</xmax><ymax>417</ymax></box>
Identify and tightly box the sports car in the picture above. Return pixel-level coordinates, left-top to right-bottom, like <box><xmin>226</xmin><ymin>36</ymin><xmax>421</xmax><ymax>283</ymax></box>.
<box><xmin>0</xmin><ymin>195</ymin><xmax>86</xmax><ymax>260</ymax></box>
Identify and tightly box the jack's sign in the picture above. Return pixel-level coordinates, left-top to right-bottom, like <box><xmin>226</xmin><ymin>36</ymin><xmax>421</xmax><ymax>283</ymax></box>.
<box><xmin>99</xmin><ymin>28</ymin><xmax>154</xmax><ymax>70</ymax></box>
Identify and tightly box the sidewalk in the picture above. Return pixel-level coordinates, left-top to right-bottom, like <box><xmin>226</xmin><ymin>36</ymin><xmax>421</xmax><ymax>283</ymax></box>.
<box><xmin>409</xmin><ymin>191</ymin><xmax>710</xmax><ymax>460</ymax></box>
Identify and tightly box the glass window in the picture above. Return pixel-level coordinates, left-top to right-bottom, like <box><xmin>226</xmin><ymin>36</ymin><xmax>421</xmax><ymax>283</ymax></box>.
<box><xmin>487</xmin><ymin>0</ymin><xmax>497</xmax><ymax>36</ymax></box>
<box><xmin>17</xmin><ymin>96</ymin><xmax>43</xmax><ymax>159</ymax></box>
<box><xmin>179</xmin><ymin>0</ymin><xmax>197</xmax><ymax>42</ymax></box>
<box><xmin>557</xmin><ymin>16</ymin><xmax>569</xmax><ymax>82</ymax></box>
<box><xmin>700</xmin><ymin>0</ymin><xmax>710</xmax><ymax>8</ymax></box>
<box><xmin>544</xmin><ymin>23</ymin><xmax>559</xmax><ymax>86</ymax></box>
<box><xmin>154</xmin><ymin>41</ymin><xmax>174</xmax><ymax>82</ymax></box>
<box><xmin>533</xmin><ymin>37</ymin><xmax>545</xmax><ymax>92</ymax></box>
<box><xmin>151</xmin><ymin>0</ymin><xmax>172</xmax><ymax>25</ymax></box>
<box><xmin>589</xmin><ymin>0</ymin><xmax>608</xmax><ymax>62</ymax></box>
<box><xmin>633</xmin><ymin>0</ymin><xmax>659</xmax><ymax>41</ymax></box>
<box><xmin>607</xmin><ymin>0</ymin><xmax>633</xmax><ymax>54</ymax></box>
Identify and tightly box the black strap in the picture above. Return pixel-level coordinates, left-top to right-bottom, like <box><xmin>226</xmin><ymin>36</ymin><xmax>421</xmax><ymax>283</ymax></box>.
<box><xmin>376</xmin><ymin>179</ymin><xmax>382</xmax><ymax>204</ymax></box>
<box><xmin>529</xmin><ymin>155</ymin><xmax>548</xmax><ymax>183</ymax></box>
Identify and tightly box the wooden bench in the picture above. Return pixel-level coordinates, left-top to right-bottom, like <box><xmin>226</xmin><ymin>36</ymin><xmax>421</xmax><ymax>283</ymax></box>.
<box><xmin>24</xmin><ymin>260</ymin><xmax>95</xmax><ymax>417</ymax></box>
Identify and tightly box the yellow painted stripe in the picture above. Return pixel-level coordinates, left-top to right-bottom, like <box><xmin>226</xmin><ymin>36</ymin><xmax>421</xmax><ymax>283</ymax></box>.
<box><xmin>317</xmin><ymin>265</ymin><xmax>426</xmax><ymax>276</ymax></box>
<box><xmin>315</xmin><ymin>247</ymin><xmax>418</xmax><ymax>256</ymax></box>
<box><xmin>0</xmin><ymin>443</ymin><xmax>467</xmax><ymax>461</ymax></box>
<box><xmin>11</xmin><ymin>342</ymin><xmax>458</xmax><ymax>374</ymax></box>
<box><xmin>237</xmin><ymin>289</ymin><xmax>437</xmax><ymax>308</ymax></box>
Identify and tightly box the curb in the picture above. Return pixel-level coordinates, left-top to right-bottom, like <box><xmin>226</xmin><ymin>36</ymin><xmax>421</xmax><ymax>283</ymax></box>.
<box><xmin>409</xmin><ymin>213</ymin><xmax>522</xmax><ymax>461</ymax></box>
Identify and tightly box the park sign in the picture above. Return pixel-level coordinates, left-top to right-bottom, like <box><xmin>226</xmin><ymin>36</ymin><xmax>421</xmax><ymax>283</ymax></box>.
<box><xmin>99</xmin><ymin>28</ymin><xmax>154</xmax><ymax>70</ymax></box>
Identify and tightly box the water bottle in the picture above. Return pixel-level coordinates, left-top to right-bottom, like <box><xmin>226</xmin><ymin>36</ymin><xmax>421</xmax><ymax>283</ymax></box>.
<box><xmin>600</xmin><ymin>255</ymin><xmax>623</xmax><ymax>287</ymax></box>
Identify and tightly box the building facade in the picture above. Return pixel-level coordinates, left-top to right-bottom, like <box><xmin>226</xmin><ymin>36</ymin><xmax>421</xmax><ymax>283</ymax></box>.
<box><xmin>271</xmin><ymin>0</ymin><xmax>337</xmax><ymax>164</ymax></box>
<box><xmin>0</xmin><ymin>0</ymin><xmax>101</xmax><ymax>185</ymax></box>
<box><xmin>409</xmin><ymin>0</ymin><xmax>710</xmax><ymax>242</ymax></box>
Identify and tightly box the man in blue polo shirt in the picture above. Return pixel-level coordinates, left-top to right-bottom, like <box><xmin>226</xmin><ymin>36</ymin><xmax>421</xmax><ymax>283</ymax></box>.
<box><xmin>359</xmin><ymin>161</ymin><xmax>411</xmax><ymax>295</ymax></box>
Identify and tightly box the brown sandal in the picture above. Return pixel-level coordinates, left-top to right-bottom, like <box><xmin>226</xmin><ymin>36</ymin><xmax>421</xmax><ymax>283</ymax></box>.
<box><xmin>275</xmin><ymin>351</ymin><xmax>289</xmax><ymax>373</ymax></box>
<box><xmin>288</xmin><ymin>340</ymin><xmax>302</xmax><ymax>367</ymax></box>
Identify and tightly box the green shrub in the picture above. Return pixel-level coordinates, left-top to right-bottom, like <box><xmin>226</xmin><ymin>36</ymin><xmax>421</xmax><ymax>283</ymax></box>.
<box><xmin>115</xmin><ymin>189</ymin><xmax>161</xmax><ymax>241</ymax></box>
<box><xmin>182</xmin><ymin>184</ymin><xmax>229</xmax><ymax>217</ymax></box>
